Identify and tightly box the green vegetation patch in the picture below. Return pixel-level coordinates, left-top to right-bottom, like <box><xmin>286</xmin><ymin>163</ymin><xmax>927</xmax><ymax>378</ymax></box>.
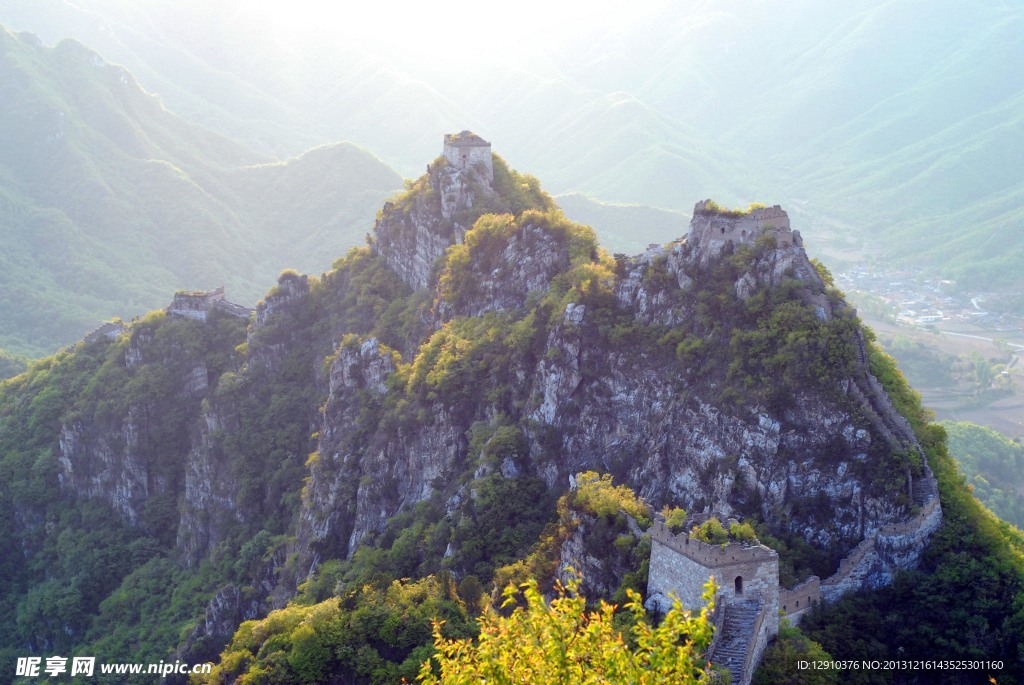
<box><xmin>943</xmin><ymin>420</ymin><xmax>1024</xmax><ymax>529</ymax></box>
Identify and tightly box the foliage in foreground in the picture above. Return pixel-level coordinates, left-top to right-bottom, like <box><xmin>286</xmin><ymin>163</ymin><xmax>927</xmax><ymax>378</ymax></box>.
<box><xmin>419</xmin><ymin>575</ymin><xmax>715</xmax><ymax>685</ymax></box>
<box><xmin>195</xmin><ymin>575</ymin><xmax>474</xmax><ymax>685</ymax></box>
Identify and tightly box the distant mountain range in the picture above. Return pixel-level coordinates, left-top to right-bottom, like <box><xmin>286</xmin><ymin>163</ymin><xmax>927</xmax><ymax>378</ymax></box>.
<box><xmin>1</xmin><ymin>0</ymin><xmax>1019</xmax><ymax>294</ymax></box>
<box><xmin>0</xmin><ymin>26</ymin><xmax>400</xmax><ymax>356</ymax></box>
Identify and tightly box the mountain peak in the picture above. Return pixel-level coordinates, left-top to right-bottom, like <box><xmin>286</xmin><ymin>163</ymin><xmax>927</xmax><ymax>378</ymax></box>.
<box><xmin>371</xmin><ymin>133</ymin><xmax>553</xmax><ymax>290</ymax></box>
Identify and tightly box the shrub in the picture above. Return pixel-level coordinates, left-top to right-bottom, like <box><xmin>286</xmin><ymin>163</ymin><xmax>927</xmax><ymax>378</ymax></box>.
<box><xmin>663</xmin><ymin>506</ymin><xmax>688</xmax><ymax>534</ymax></box>
<box><xmin>419</xmin><ymin>574</ymin><xmax>715</xmax><ymax>684</ymax></box>
<box><xmin>691</xmin><ymin>518</ymin><xmax>729</xmax><ymax>545</ymax></box>
<box><xmin>572</xmin><ymin>471</ymin><xmax>651</xmax><ymax>525</ymax></box>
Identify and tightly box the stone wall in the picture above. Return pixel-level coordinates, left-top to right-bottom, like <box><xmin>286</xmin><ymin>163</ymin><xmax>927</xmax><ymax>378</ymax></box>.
<box><xmin>647</xmin><ymin>521</ymin><xmax>779</xmax><ymax>617</ymax></box>
<box><xmin>83</xmin><ymin>321</ymin><xmax>127</xmax><ymax>344</ymax></box>
<box><xmin>213</xmin><ymin>299</ymin><xmax>254</xmax><ymax>319</ymax></box>
<box><xmin>746</xmin><ymin>604</ymin><xmax>774</xmax><ymax>685</ymax></box>
<box><xmin>779</xmin><ymin>576</ymin><xmax>821</xmax><ymax>625</ymax></box>
<box><xmin>442</xmin><ymin>131</ymin><xmax>493</xmax><ymax>182</ymax></box>
<box><xmin>820</xmin><ymin>496</ymin><xmax>942</xmax><ymax>601</ymax></box>
<box><xmin>687</xmin><ymin>201</ymin><xmax>800</xmax><ymax>261</ymax></box>
<box><xmin>168</xmin><ymin>286</ymin><xmax>225</xmax><ymax>321</ymax></box>
<box><xmin>167</xmin><ymin>286</ymin><xmax>252</xmax><ymax>322</ymax></box>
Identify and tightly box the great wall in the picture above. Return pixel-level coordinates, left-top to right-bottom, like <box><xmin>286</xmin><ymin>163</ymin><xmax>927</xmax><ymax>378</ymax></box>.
<box><xmin>442</xmin><ymin>130</ymin><xmax>494</xmax><ymax>182</ymax></box>
<box><xmin>82</xmin><ymin>287</ymin><xmax>253</xmax><ymax>346</ymax></box>
<box><xmin>644</xmin><ymin>200</ymin><xmax>943</xmax><ymax>685</ymax></box>
<box><xmin>647</xmin><ymin>484</ymin><xmax>941</xmax><ymax>685</ymax></box>
<box><xmin>166</xmin><ymin>286</ymin><xmax>253</xmax><ymax>321</ymax></box>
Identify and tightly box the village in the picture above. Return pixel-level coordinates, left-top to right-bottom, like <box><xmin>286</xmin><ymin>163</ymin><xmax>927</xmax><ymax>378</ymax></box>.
<box><xmin>836</xmin><ymin>267</ymin><xmax>1024</xmax><ymax>333</ymax></box>
<box><xmin>834</xmin><ymin>265</ymin><xmax>1024</xmax><ymax>439</ymax></box>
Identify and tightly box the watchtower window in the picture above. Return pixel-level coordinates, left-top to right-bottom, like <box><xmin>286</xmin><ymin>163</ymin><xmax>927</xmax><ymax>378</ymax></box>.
<box><xmin>462</xmin><ymin>154</ymin><xmax>467</xmax><ymax>167</ymax></box>
<box><xmin>734</xmin><ymin>576</ymin><xmax>743</xmax><ymax>595</ymax></box>
<box><xmin>720</xmin><ymin>227</ymin><xmax>725</xmax><ymax>234</ymax></box>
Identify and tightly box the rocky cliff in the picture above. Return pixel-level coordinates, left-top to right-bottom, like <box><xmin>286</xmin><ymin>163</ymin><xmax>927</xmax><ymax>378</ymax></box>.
<box><xmin>0</xmin><ymin>137</ymin><xmax>945</xmax><ymax>674</ymax></box>
<box><xmin>294</xmin><ymin>159</ymin><xmax>935</xmax><ymax>587</ymax></box>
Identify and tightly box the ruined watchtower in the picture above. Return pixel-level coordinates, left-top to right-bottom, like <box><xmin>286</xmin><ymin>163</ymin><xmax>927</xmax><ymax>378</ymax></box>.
<box><xmin>686</xmin><ymin>201</ymin><xmax>802</xmax><ymax>265</ymax></box>
<box><xmin>443</xmin><ymin>130</ymin><xmax>493</xmax><ymax>182</ymax></box>
<box><xmin>166</xmin><ymin>286</ymin><xmax>253</xmax><ymax>322</ymax></box>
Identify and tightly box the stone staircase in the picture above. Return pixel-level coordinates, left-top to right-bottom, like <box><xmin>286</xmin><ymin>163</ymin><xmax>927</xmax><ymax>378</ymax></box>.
<box><xmin>913</xmin><ymin>471</ymin><xmax>938</xmax><ymax>506</ymax></box>
<box><xmin>710</xmin><ymin>600</ymin><xmax>760</xmax><ymax>684</ymax></box>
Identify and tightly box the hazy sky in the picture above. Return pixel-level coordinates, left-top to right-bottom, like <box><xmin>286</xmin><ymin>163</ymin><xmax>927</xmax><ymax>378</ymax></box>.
<box><xmin>244</xmin><ymin>0</ymin><xmax>670</xmax><ymax>64</ymax></box>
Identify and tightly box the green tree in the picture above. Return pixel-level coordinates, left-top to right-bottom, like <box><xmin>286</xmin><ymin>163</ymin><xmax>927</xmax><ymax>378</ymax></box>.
<box><xmin>419</xmin><ymin>576</ymin><xmax>715</xmax><ymax>684</ymax></box>
<box><xmin>663</xmin><ymin>506</ymin><xmax>688</xmax><ymax>534</ymax></box>
<box><xmin>753</xmin><ymin>621</ymin><xmax>838</xmax><ymax>684</ymax></box>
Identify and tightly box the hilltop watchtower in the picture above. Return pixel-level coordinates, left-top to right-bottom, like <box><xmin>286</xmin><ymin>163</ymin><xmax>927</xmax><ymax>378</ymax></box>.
<box><xmin>443</xmin><ymin>130</ymin><xmax>493</xmax><ymax>182</ymax></box>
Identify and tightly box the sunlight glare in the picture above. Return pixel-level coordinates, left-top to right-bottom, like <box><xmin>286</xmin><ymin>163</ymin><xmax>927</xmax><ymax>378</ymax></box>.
<box><xmin>244</xmin><ymin>0</ymin><xmax>662</xmax><ymax>62</ymax></box>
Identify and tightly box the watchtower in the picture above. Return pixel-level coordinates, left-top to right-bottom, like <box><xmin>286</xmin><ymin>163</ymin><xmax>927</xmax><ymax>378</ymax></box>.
<box><xmin>443</xmin><ymin>130</ymin><xmax>493</xmax><ymax>182</ymax></box>
<box><xmin>646</xmin><ymin>516</ymin><xmax>780</xmax><ymax>685</ymax></box>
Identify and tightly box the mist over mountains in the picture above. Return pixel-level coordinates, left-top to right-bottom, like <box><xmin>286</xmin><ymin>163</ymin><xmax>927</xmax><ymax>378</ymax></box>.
<box><xmin>2</xmin><ymin>0</ymin><xmax>1021</xmax><ymax>294</ymax></box>
<box><xmin>1</xmin><ymin>4</ymin><xmax>1024</xmax><ymax>681</ymax></box>
<box><xmin>0</xmin><ymin>25</ymin><xmax>400</xmax><ymax>356</ymax></box>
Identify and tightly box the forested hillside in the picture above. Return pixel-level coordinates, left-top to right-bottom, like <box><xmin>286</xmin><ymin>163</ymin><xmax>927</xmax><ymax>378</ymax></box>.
<box><xmin>944</xmin><ymin>421</ymin><xmax>1024</xmax><ymax>529</ymax></box>
<box><xmin>0</xmin><ymin>25</ymin><xmax>400</xmax><ymax>357</ymax></box>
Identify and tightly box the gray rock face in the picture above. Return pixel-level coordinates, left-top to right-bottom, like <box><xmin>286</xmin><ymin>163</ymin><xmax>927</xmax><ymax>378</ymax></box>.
<box><xmin>299</xmin><ymin>337</ymin><xmax>410</xmax><ymax>559</ymax></box>
<box><xmin>177</xmin><ymin>409</ymin><xmax>243</xmax><ymax>566</ymax></box>
<box><xmin>373</xmin><ymin>162</ymin><xmax>494</xmax><ymax>291</ymax></box>
<box><xmin>254</xmin><ymin>272</ymin><xmax>310</xmax><ymax>329</ymax></box>
<box><xmin>178</xmin><ymin>544</ymin><xmax>286</xmax><ymax>661</ymax></box>
<box><xmin>57</xmin><ymin>324</ymin><xmax>212</xmax><ymax>531</ymax></box>
<box><xmin>58</xmin><ymin>415</ymin><xmax>154</xmax><ymax>526</ymax></box>
<box><xmin>296</xmin><ymin>202</ymin><xmax>934</xmax><ymax>575</ymax></box>
<box><xmin>437</xmin><ymin>221</ymin><xmax>571</xmax><ymax>320</ymax></box>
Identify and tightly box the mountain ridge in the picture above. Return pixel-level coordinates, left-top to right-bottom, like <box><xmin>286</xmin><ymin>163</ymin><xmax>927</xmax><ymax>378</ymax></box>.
<box><xmin>0</xmin><ymin>25</ymin><xmax>402</xmax><ymax>358</ymax></box>
<box><xmin>0</xmin><ymin>138</ymin><xmax>1021</xmax><ymax>683</ymax></box>
<box><xmin>4</xmin><ymin>1</ymin><xmax>1020</xmax><ymax>292</ymax></box>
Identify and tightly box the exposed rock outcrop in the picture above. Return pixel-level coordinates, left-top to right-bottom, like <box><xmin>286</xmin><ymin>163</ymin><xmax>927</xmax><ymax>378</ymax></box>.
<box><xmin>436</xmin><ymin>218</ymin><xmax>572</xmax><ymax>320</ymax></box>
<box><xmin>297</xmin><ymin>195</ymin><xmax>936</xmax><ymax>582</ymax></box>
<box><xmin>373</xmin><ymin>158</ymin><xmax>495</xmax><ymax>291</ymax></box>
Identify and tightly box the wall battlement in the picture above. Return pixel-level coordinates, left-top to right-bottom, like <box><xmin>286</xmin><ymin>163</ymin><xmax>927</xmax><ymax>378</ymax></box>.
<box><xmin>647</xmin><ymin>516</ymin><xmax>779</xmax><ymax>685</ymax></box>
<box><xmin>820</xmin><ymin>495</ymin><xmax>942</xmax><ymax>601</ymax></box>
<box><xmin>779</xmin><ymin>576</ymin><xmax>821</xmax><ymax>624</ymax></box>
<box><xmin>83</xmin><ymin>321</ymin><xmax>127</xmax><ymax>344</ymax></box>
<box><xmin>648</xmin><ymin>488</ymin><xmax>941</xmax><ymax>681</ymax></box>
<box><xmin>688</xmin><ymin>200</ymin><xmax>801</xmax><ymax>257</ymax></box>
<box><xmin>649</xmin><ymin>520</ymin><xmax>778</xmax><ymax>569</ymax></box>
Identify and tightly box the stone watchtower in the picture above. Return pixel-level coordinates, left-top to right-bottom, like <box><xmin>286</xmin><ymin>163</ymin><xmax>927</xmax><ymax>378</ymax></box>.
<box><xmin>442</xmin><ymin>130</ymin><xmax>494</xmax><ymax>182</ymax></box>
<box><xmin>647</xmin><ymin>518</ymin><xmax>780</xmax><ymax>685</ymax></box>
